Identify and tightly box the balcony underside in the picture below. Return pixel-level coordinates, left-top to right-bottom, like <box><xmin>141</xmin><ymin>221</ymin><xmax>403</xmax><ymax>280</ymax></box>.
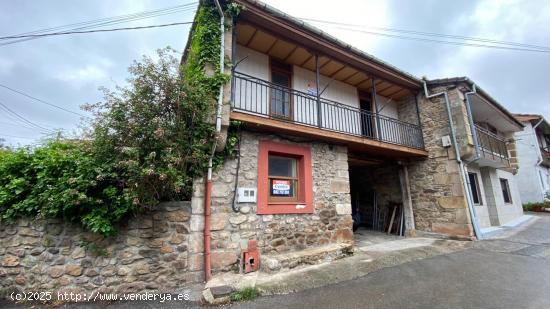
<box><xmin>231</xmin><ymin>111</ymin><xmax>428</xmax><ymax>158</ymax></box>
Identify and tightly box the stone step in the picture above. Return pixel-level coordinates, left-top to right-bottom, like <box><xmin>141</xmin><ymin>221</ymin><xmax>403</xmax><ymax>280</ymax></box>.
<box><xmin>261</xmin><ymin>243</ymin><xmax>353</xmax><ymax>273</ymax></box>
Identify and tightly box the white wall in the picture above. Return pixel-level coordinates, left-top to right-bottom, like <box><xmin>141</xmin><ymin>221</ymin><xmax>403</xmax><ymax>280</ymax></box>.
<box><xmin>494</xmin><ymin>169</ymin><xmax>524</xmax><ymax>224</ymax></box>
<box><xmin>514</xmin><ymin>122</ymin><xmax>550</xmax><ymax>203</ymax></box>
<box><xmin>292</xmin><ymin>66</ymin><xmax>360</xmax><ymax>133</ymax></box>
<box><xmin>234</xmin><ymin>45</ymin><xmax>270</xmax><ymax>115</ymax></box>
<box><xmin>466</xmin><ymin>165</ymin><xmax>491</xmax><ymax>228</ymax></box>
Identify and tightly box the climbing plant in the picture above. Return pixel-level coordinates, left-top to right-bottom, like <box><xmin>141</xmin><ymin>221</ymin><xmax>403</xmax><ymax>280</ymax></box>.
<box><xmin>0</xmin><ymin>1</ymin><xmax>240</xmax><ymax>236</ymax></box>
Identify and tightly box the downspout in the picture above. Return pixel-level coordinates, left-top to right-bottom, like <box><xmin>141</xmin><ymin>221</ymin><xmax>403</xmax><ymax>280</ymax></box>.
<box><xmin>204</xmin><ymin>0</ymin><xmax>225</xmax><ymax>282</ymax></box>
<box><xmin>422</xmin><ymin>81</ymin><xmax>482</xmax><ymax>240</ymax></box>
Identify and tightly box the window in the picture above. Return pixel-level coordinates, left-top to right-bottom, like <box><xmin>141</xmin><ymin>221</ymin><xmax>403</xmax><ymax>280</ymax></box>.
<box><xmin>257</xmin><ymin>140</ymin><xmax>313</xmax><ymax>214</ymax></box>
<box><xmin>468</xmin><ymin>172</ymin><xmax>482</xmax><ymax>205</ymax></box>
<box><xmin>269</xmin><ymin>155</ymin><xmax>298</xmax><ymax>201</ymax></box>
<box><xmin>500</xmin><ymin>178</ymin><xmax>512</xmax><ymax>204</ymax></box>
<box><xmin>270</xmin><ymin>59</ymin><xmax>292</xmax><ymax>119</ymax></box>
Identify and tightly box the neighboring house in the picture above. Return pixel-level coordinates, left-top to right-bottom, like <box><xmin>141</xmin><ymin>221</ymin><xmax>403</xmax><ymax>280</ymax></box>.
<box><xmin>513</xmin><ymin>114</ymin><xmax>550</xmax><ymax>203</ymax></box>
<box><xmin>423</xmin><ymin>78</ymin><xmax>525</xmax><ymax>229</ymax></box>
<box><xmin>185</xmin><ymin>0</ymin><xmax>526</xmax><ymax>279</ymax></box>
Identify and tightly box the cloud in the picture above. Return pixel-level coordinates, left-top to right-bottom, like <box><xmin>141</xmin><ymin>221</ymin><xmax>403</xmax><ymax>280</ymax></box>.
<box><xmin>56</xmin><ymin>64</ymin><xmax>109</xmax><ymax>83</ymax></box>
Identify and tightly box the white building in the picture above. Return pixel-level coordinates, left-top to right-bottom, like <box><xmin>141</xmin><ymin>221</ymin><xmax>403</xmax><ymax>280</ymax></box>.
<box><xmin>514</xmin><ymin>114</ymin><xmax>550</xmax><ymax>203</ymax></box>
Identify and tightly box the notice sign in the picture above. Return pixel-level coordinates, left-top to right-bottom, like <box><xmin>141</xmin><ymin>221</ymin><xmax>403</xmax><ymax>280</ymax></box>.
<box><xmin>272</xmin><ymin>179</ymin><xmax>291</xmax><ymax>196</ymax></box>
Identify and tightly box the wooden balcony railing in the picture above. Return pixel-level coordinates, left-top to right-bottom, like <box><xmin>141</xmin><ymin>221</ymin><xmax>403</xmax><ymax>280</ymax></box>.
<box><xmin>475</xmin><ymin>124</ymin><xmax>510</xmax><ymax>165</ymax></box>
<box><xmin>231</xmin><ymin>71</ymin><xmax>424</xmax><ymax>150</ymax></box>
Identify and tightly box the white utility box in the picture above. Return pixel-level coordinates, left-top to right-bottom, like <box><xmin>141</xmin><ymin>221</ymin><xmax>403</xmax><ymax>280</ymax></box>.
<box><xmin>237</xmin><ymin>187</ymin><xmax>257</xmax><ymax>203</ymax></box>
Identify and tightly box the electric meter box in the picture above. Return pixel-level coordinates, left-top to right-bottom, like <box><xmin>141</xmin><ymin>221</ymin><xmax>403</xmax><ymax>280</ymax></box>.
<box><xmin>237</xmin><ymin>187</ymin><xmax>257</xmax><ymax>203</ymax></box>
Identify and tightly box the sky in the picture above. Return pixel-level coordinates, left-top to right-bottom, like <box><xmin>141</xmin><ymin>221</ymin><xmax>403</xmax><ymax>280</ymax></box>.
<box><xmin>0</xmin><ymin>0</ymin><xmax>549</xmax><ymax>147</ymax></box>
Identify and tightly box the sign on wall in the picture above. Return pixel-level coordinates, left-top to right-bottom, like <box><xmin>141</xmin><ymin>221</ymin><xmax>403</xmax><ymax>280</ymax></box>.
<box><xmin>306</xmin><ymin>81</ymin><xmax>317</xmax><ymax>96</ymax></box>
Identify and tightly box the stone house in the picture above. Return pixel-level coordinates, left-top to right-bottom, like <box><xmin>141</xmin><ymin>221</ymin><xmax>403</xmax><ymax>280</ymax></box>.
<box><xmin>513</xmin><ymin>114</ymin><xmax>550</xmax><ymax>203</ymax></box>
<box><xmin>187</xmin><ymin>0</ymin><xmax>526</xmax><ymax>280</ymax></box>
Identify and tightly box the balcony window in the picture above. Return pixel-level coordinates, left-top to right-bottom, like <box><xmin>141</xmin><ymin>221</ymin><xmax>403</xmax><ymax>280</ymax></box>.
<box><xmin>257</xmin><ymin>140</ymin><xmax>313</xmax><ymax>214</ymax></box>
<box><xmin>499</xmin><ymin>178</ymin><xmax>512</xmax><ymax>204</ymax></box>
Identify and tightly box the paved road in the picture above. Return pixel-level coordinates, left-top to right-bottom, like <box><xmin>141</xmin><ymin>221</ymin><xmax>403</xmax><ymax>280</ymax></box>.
<box><xmin>2</xmin><ymin>214</ymin><xmax>549</xmax><ymax>309</ymax></box>
<box><xmin>231</xmin><ymin>214</ymin><xmax>550</xmax><ymax>309</ymax></box>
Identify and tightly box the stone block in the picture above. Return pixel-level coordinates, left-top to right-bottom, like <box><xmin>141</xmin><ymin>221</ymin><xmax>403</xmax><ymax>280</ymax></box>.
<box><xmin>211</xmin><ymin>213</ymin><xmax>228</xmax><ymax>231</ymax></box>
<box><xmin>210</xmin><ymin>251</ymin><xmax>238</xmax><ymax>269</ymax></box>
<box><xmin>335</xmin><ymin>203</ymin><xmax>352</xmax><ymax>215</ymax></box>
<box><xmin>432</xmin><ymin>222</ymin><xmax>473</xmax><ymax>237</ymax></box>
<box><xmin>166</xmin><ymin>210</ymin><xmax>191</xmax><ymax>222</ymax></box>
<box><xmin>2</xmin><ymin>255</ymin><xmax>19</xmax><ymax>267</ymax></box>
<box><xmin>229</xmin><ymin>214</ymin><xmax>247</xmax><ymax>225</ymax></box>
<box><xmin>330</xmin><ymin>180</ymin><xmax>349</xmax><ymax>193</ymax></box>
<box><xmin>65</xmin><ymin>265</ymin><xmax>83</xmax><ymax>277</ymax></box>
<box><xmin>190</xmin><ymin>215</ymin><xmax>204</xmax><ymax>232</ymax></box>
<box><xmin>437</xmin><ymin>196</ymin><xmax>467</xmax><ymax>209</ymax></box>
<box><xmin>191</xmin><ymin>197</ymin><xmax>204</xmax><ymax>214</ymax></box>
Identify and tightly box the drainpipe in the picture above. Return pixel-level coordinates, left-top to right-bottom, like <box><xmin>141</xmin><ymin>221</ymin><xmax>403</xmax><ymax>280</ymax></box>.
<box><xmin>422</xmin><ymin>81</ymin><xmax>482</xmax><ymax>240</ymax></box>
<box><xmin>203</xmin><ymin>0</ymin><xmax>225</xmax><ymax>282</ymax></box>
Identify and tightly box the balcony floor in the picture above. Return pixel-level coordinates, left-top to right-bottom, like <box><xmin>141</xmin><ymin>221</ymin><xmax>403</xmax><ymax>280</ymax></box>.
<box><xmin>231</xmin><ymin>111</ymin><xmax>428</xmax><ymax>158</ymax></box>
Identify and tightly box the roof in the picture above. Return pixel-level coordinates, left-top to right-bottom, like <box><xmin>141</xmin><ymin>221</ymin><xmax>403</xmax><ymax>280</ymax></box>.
<box><xmin>235</xmin><ymin>0</ymin><xmax>422</xmax><ymax>86</ymax></box>
<box><xmin>514</xmin><ymin>113</ymin><xmax>550</xmax><ymax>134</ymax></box>
<box><xmin>427</xmin><ymin>77</ymin><xmax>524</xmax><ymax>128</ymax></box>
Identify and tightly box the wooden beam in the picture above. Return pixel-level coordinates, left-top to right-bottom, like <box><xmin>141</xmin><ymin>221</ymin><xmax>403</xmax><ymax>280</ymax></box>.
<box><xmin>300</xmin><ymin>54</ymin><xmax>313</xmax><ymax>66</ymax></box>
<box><xmin>265</xmin><ymin>38</ymin><xmax>279</xmax><ymax>54</ymax></box>
<box><xmin>343</xmin><ymin>71</ymin><xmax>361</xmax><ymax>83</ymax></box>
<box><xmin>283</xmin><ymin>45</ymin><xmax>299</xmax><ymax>61</ymax></box>
<box><xmin>329</xmin><ymin>64</ymin><xmax>347</xmax><ymax>78</ymax></box>
<box><xmin>245</xmin><ymin>28</ymin><xmax>258</xmax><ymax>47</ymax></box>
<box><xmin>230</xmin><ymin>111</ymin><xmax>428</xmax><ymax>157</ymax></box>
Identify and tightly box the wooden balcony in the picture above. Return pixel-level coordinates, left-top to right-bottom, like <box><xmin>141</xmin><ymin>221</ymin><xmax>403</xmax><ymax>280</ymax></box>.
<box><xmin>230</xmin><ymin>72</ymin><xmax>427</xmax><ymax>158</ymax></box>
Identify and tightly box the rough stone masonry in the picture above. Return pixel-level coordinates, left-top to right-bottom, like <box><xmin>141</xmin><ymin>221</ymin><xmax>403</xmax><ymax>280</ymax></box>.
<box><xmin>0</xmin><ymin>202</ymin><xmax>199</xmax><ymax>297</ymax></box>
<box><xmin>190</xmin><ymin>131</ymin><xmax>354</xmax><ymax>274</ymax></box>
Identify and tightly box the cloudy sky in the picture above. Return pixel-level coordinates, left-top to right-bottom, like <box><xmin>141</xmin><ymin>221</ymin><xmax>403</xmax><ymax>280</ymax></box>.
<box><xmin>1</xmin><ymin>0</ymin><xmax>549</xmax><ymax>147</ymax></box>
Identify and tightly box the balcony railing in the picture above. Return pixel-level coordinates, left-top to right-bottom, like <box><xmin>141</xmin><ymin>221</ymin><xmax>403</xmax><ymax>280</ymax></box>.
<box><xmin>475</xmin><ymin>124</ymin><xmax>509</xmax><ymax>165</ymax></box>
<box><xmin>231</xmin><ymin>72</ymin><xmax>424</xmax><ymax>149</ymax></box>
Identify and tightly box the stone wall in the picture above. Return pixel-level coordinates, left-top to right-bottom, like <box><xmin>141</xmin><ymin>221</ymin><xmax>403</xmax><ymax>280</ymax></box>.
<box><xmin>349</xmin><ymin>164</ymin><xmax>402</xmax><ymax>209</ymax></box>
<box><xmin>0</xmin><ymin>202</ymin><xmax>200</xmax><ymax>297</ymax></box>
<box><xmin>190</xmin><ymin>131</ymin><xmax>354</xmax><ymax>274</ymax></box>
<box><xmin>407</xmin><ymin>85</ymin><xmax>474</xmax><ymax>238</ymax></box>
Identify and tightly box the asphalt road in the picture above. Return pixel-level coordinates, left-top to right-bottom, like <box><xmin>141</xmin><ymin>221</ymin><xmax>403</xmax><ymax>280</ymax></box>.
<box><xmin>231</xmin><ymin>214</ymin><xmax>550</xmax><ymax>309</ymax></box>
<box><xmin>3</xmin><ymin>214</ymin><xmax>549</xmax><ymax>309</ymax></box>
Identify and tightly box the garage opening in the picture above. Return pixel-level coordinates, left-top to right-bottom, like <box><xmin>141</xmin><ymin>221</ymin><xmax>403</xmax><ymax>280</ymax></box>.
<box><xmin>348</xmin><ymin>158</ymin><xmax>407</xmax><ymax>246</ymax></box>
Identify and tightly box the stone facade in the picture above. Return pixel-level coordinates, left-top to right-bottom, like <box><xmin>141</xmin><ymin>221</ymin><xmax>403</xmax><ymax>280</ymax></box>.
<box><xmin>0</xmin><ymin>202</ymin><xmax>200</xmax><ymax>298</ymax></box>
<box><xmin>406</xmin><ymin>89</ymin><xmax>474</xmax><ymax>238</ymax></box>
<box><xmin>190</xmin><ymin>131</ymin><xmax>354</xmax><ymax>274</ymax></box>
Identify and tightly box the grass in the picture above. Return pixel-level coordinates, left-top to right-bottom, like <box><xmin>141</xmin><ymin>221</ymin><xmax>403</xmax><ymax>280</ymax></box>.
<box><xmin>230</xmin><ymin>287</ymin><xmax>259</xmax><ymax>302</ymax></box>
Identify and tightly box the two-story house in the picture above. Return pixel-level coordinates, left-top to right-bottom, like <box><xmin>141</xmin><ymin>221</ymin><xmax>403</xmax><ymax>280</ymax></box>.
<box><xmin>513</xmin><ymin>114</ymin><xmax>550</xmax><ymax>203</ymax></box>
<box><xmin>185</xmin><ymin>0</ymin><xmax>525</xmax><ymax>280</ymax></box>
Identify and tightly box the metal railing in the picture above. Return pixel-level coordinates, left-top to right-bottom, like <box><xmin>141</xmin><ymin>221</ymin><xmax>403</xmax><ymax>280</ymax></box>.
<box><xmin>231</xmin><ymin>71</ymin><xmax>424</xmax><ymax>149</ymax></box>
<box><xmin>475</xmin><ymin>124</ymin><xmax>509</xmax><ymax>164</ymax></box>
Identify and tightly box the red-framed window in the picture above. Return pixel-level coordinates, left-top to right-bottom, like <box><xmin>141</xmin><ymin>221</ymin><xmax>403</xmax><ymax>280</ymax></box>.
<box><xmin>257</xmin><ymin>140</ymin><xmax>313</xmax><ymax>214</ymax></box>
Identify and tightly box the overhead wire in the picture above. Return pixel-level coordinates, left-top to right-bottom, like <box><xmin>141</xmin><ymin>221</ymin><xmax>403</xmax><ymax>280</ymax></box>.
<box><xmin>0</xmin><ymin>22</ymin><xmax>195</xmax><ymax>40</ymax></box>
<box><xmin>301</xmin><ymin>18</ymin><xmax>550</xmax><ymax>53</ymax></box>
<box><xmin>0</xmin><ymin>83</ymin><xmax>88</xmax><ymax>118</ymax></box>
<box><xmin>0</xmin><ymin>2</ymin><xmax>198</xmax><ymax>46</ymax></box>
<box><xmin>0</xmin><ymin>100</ymin><xmax>56</xmax><ymax>133</ymax></box>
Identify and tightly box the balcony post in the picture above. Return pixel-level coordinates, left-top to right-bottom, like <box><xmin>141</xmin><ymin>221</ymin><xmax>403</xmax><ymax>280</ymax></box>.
<box><xmin>372</xmin><ymin>78</ymin><xmax>382</xmax><ymax>140</ymax></box>
<box><xmin>315</xmin><ymin>54</ymin><xmax>322</xmax><ymax>128</ymax></box>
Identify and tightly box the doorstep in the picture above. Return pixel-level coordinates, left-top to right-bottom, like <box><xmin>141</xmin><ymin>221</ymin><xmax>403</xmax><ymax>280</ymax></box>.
<box><xmin>202</xmin><ymin>237</ymin><xmax>472</xmax><ymax>304</ymax></box>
